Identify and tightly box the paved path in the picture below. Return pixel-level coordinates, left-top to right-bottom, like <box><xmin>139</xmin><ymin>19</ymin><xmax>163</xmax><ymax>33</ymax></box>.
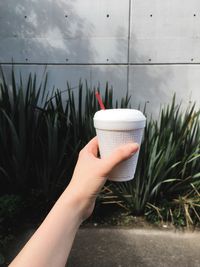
<box><xmin>67</xmin><ymin>228</ymin><xmax>200</xmax><ymax>267</ymax></box>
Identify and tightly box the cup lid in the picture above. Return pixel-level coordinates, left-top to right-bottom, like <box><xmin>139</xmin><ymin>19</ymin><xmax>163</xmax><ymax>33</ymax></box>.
<box><xmin>93</xmin><ymin>109</ymin><xmax>146</xmax><ymax>130</ymax></box>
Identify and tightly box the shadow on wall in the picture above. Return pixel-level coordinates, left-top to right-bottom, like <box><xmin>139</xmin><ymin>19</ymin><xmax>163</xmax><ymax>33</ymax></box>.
<box><xmin>129</xmin><ymin>39</ymin><xmax>172</xmax><ymax>118</ymax></box>
<box><xmin>0</xmin><ymin>0</ymin><xmax>96</xmax><ymax>63</ymax></box>
<box><xmin>0</xmin><ymin>0</ymin><xmax>179</xmax><ymax>119</ymax></box>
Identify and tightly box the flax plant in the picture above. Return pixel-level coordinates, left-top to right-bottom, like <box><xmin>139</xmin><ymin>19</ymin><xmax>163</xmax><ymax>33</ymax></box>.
<box><xmin>0</xmin><ymin>68</ymin><xmax>130</xmax><ymax>201</ymax></box>
<box><xmin>110</xmin><ymin>96</ymin><xmax>200</xmax><ymax>217</ymax></box>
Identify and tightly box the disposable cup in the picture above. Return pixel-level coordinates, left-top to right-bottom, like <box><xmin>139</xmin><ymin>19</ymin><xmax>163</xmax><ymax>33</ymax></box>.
<box><xmin>93</xmin><ymin>109</ymin><xmax>146</xmax><ymax>182</ymax></box>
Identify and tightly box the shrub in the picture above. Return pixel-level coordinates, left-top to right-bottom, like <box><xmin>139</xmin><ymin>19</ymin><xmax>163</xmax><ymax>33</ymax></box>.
<box><xmin>0</xmin><ymin>68</ymin><xmax>130</xmax><ymax>202</ymax></box>
<box><xmin>1</xmin><ymin>67</ymin><xmax>199</xmax><ymax>227</ymax></box>
<box><xmin>105</xmin><ymin>96</ymin><xmax>200</xmax><ymax>225</ymax></box>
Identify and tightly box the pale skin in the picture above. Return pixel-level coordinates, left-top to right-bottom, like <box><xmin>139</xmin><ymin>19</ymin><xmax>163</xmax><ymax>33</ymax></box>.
<box><xmin>9</xmin><ymin>137</ymin><xmax>139</xmax><ymax>267</ymax></box>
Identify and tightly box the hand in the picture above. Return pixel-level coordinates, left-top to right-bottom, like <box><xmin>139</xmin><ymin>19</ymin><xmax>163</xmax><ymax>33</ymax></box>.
<box><xmin>9</xmin><ymin>137</ymin><xmax>139</xmax><ymax>267</ymax></box>
<box><xmin>66</xmin><ymin>136</ymin><xmax>139</xmax><ymax>221</ymax></box>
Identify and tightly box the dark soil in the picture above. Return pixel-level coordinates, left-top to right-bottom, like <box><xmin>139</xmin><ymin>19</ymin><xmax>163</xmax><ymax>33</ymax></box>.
<box><xmin>83</xmin><ymin>203</ymin><xmax>174</xmax><ymax>230</ymax></box>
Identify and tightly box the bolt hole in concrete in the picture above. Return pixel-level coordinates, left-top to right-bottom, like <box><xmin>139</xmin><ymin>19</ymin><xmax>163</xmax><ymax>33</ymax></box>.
<box><xmin>194</xmin><ymin>14</ymin><xmax>196</xmax><ymax>16</ymax></box>
<box><xmin>148</xmin><ymin>58</ymin><xmax>151</xmax><ymax>62</ymax></box>
<box><xmin>25</xmin><ymin>58</ymin><xmax>28</xmax><ymax>62</ymax></box>
<box><xmin>106</xmin><ymin>58</ymin><xmax>109</xmax><ymax>62</ymax></box>
<box><xmin>106</xmin><ymin>14</ymin><xmax>110</xmax><ymax>18</ymax></box>
<box><xmin>24</xmin><ymin>15</ymin><xmax>27</xmax><ymax>19</ymax></box>
<box><xmin>65</xmin><ymin>15</ymin><xmax>68</xmax><ymax>18</ymax></box>
<box><xmin>191</xmin><ymin>58</ymin><xmax>194</xmax><ymax>61</ymax></box>
<box><xmin>150</xmin><ymin>14</ymin><xmax>153</xmax><ymax>17</ymax></box>
<box><xmin>66</xmin><ymin>58</ymin><xmax>69</xmax><ymax>62</ymax></box>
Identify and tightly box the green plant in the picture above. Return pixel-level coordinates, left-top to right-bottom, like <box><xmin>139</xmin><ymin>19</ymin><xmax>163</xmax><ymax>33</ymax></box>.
<box><xmin>0</xmin><ymin>68</ymin><xmax>131</xmax><ymax>202</ymax></box>
<box><xmin>105</xmin><ymin>96</ymin><xmax>200</xmax><ymax>219</ymax></box>
<box><xmin>0</xmin><ymin>194</ymin><xmax>23</xmax><ymax>265</ymax></box>
<box><xmin>2</xmin><ymin>67</ymin><xmax>199</xmax><ymax>229</ymax></box>
<box><xmin>0</xmin><ymin>67</ymin><xmax>51</xmax><ymax>195</ymax></box>
<box><xmin>0</xmin><ymin>194</ymin><xmax>23</xmax><ymax>221</ymax></box>
<box><xmin>0</xmin><ymin>69</ymin><xmax>132</xmax><ymax>265</ymax></box>
<box><xmin>0</xmin><ymin>233</ymin><xmax>14</xmax><ymax>265</ymax></box>
<box><xmin>145</xmin><ymin>184</ymin><xmax>200</xmax><ymax>228</ymax></box>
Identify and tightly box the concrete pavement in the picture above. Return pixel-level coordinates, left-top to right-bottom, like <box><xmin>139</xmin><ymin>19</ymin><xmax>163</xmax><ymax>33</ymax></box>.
<box><xmin>67</xmin><ymin>228</ymin><xmax>200</xmax><ymax>267</ymax></box>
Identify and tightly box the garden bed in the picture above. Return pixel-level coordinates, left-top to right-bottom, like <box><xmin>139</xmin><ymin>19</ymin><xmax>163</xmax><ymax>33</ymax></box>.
<box><xmin>0</xmin><ymin>69</ymin><xmax>200</xmax><ymax>265</ymax></box>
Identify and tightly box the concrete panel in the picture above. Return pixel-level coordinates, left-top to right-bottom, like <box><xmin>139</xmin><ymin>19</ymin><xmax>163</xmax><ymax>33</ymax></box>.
<box><xmin>0</xmin><ymin>0</ymin><xmax>52</xmax><ymax>38</ymax></box>
<box><xmin>0</xmin><ymin>64</ymin><xmax>91</xmax><ymax>92</ymax></box>
<box><xmin>52</xmin><ymin>0</ymin><xmax>129</xmax><ymax>38</ymax></box>
<box><xmin>0</xmin><ymin>0</ymin><xmax>129</xmax><ymax>64</ymax></box>
<box><xmin>129</xmin><ymin>65</ymin><xmax>200</xmax><ymax>118</ymax></box>
<box><xmin>0</xmin><ymin>64</ymin><xmax>128</xmax><ymax>99</ymax></box>
<box><xmin>0</xmin><ymin>64</ymin><xmax>128</xmax><ymax>116</ymax></box>
<box><xmin>0</xmin><ymin>37</ymin><xmax>127</xmax><ymax>64</ymax></box>
<box><xmin>0</xmin><ymin>0</ymin><xmax>129</xmax><ymax>39</ymax></box>
<box><xmin>130</xmin><ymin>0</ymin><xmax>200</xmax><ymax>63</ymax></box>
<box><xmin>91</xmin><ymin>65</ymin><xmax>128</xmax><ymax>102</ymax></box>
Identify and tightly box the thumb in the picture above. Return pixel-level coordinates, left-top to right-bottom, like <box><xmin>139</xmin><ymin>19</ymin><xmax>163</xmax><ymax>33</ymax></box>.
<box><xmin>101</xmin><ymin>143</ymin><xmax>139</xmax><ymax>174</ymax></box>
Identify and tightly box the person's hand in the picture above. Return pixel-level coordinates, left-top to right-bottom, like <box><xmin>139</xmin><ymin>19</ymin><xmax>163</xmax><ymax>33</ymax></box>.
<box><xmin>66</xmin><ymin>136</ymin><xmax>139</xmax><ymax>221</ymax></box>
<box><xmin>9</xmin><ymin>137</ymin><xmax>139</xmax><ymax>267</ymax></box>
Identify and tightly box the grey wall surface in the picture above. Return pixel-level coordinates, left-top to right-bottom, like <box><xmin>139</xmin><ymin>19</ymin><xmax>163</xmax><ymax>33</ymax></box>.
<box><xmin>0</xmin><ymin>0</ymin><xmax>200</xmax><ymax>117</ymax></box>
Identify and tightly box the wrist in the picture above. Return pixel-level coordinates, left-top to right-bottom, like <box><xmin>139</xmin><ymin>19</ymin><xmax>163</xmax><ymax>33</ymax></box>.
<box><xmin>62</xmin><ymin>184</ymin><xmax>95</xmax><ymax>222</ymax></box>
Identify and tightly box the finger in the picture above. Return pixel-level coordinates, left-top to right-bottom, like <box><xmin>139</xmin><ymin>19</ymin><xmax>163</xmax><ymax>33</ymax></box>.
<box><xmin>84</xmin><ymin>136</ymin><xmax>99</xmax><ymax>156</ymax></box>
<box><xmin>101</xmin><ymin>143</ymin><xmax>139</xmax><ymax>173</ymax></box>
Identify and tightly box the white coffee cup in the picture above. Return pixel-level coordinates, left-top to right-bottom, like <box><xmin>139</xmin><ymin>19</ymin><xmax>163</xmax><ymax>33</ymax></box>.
<box><xmin>93</xmin><ymin>109</ymin><xmax>146</xmax><ymax>182</ymax></box>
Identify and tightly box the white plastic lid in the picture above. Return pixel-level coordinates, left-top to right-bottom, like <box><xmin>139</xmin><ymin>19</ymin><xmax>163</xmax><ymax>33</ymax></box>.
<box><xmin>93</xmin><ymin>109</ymin><xmax>146</xmax><ymax>130</ymax></box>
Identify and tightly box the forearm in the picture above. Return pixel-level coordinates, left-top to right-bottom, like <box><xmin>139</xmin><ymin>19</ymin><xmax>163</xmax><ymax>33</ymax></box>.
<box><xmin>9</xmin><ymin>138</ymin><xmax>138</xmax><ymax>267</ymax></box>
<box><xmin>9</xmin><ymin>188</ymin><xmax>83</xmax><ymax>267</ymax></box>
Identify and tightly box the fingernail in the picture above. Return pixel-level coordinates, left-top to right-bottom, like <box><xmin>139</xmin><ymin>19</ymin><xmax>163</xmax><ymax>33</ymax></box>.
<box><xmin>130</xmin><ymin>143</ymin><xmax>139</xmax><ymax>151</ymax></box>
<box><xmin>132</xmin><ymin>143</ymin><xmax>139</xmax><ymax>149</ymax></box>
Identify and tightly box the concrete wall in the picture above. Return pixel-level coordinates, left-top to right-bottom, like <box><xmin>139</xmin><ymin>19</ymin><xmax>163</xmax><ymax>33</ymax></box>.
<box><xmin>0</xmin><ymin>0</ymin><xmax>200</xmax><ymax>117</ymax></box>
